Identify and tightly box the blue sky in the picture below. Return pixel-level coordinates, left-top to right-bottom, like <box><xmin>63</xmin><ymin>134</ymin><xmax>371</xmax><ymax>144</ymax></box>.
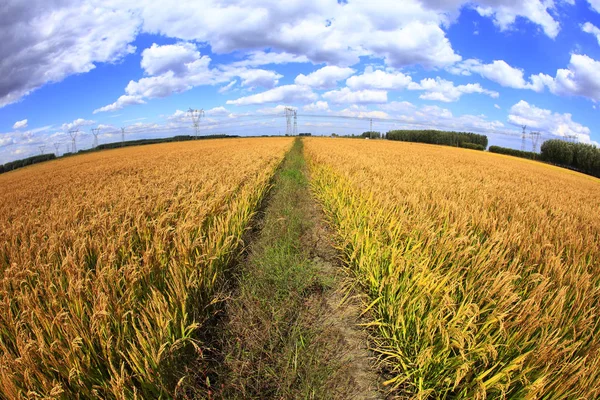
<box><xmin>2</xmin><ymin>0</ymin><xmax>600</xmax><ymax>163</ymax></box>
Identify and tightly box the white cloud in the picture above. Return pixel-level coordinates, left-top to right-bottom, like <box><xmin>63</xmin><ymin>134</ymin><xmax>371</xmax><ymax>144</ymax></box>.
<box><xmin>256</xmin><ymin>105</ymin><xmax>294</xmax><ymax>115</ymax></box>
<box><xmin>141</xmin><ymin>42</ymin><xmax>200</xmax><ymax>76</ymax></box>
<box><xmin>537</xmin><ymin>54</ymin><xmax>600</xmax><ymax>101</ymax></box>
<box><xmin>0</xmin><ymin>0</ymin><xmax>138</xmax><ymax>108</ymax></box>
<box><xmin>587</xmin><ymin>0</ymin><xmax>600</xmax><ymax>13</ymax></box>
<box><xmin>12</xmin><ymin>119</ymin><xmax>28</xmax><ymax>129</ymax></box>
<box><xmin>303</xmin><ymin>101</ymin><xmax>330</xmax><ymax>112</ymax></box>
<box><xmin>376</xmin><ymin>100</ymin><xmax>508</xmax><ymax>135</ymax></box>
<box><xmin>450</xmin><ymin>59</ymin><xmax>530</xmax><ymax>88</ymax></box>
<box><xmin>218</xmin><ymin>80</ymin><xmax>237</xmax><ymax>94</ymax></box>
<box><xmin>206</xmin><ymin>106</ymin><xmax>229</xmax><ymax>115</ymax></box>
<box><xmin>136</xmin><ymin>0</ymin><xmax>460</xmax><ymax>68</ymax></box>
<box><xmin>93</xmin><ymin>95</ymin><xmax>146</xmax><ymax>113</ymax></box>
<box><xmin>99</xmin><ymin>42</ymin><xmax>290</xmax><ymax>110</ymax></box>
<box><xmin>226</xmin><ymin>85</ymin><xmax>317</xmax><ymax>106</ymax></box>
<box><xmin>346</xmin><ymin>68</ymin><xmax>413</xmax><ymax>90</ymax></box>
<box><xmin>295</xmin><ymin>66</ymin><xmax>356</xmax><ymax>89</ymax></box>
<box><xmin>508</xmin><ymin>100</ymin><xmax>594</xmax><ymax>143</ymax></box>
<box><xmin>494</xmin><ymin>104</ymin><xmax>501</xmax><ymax>109</ymax></box>
<box><xmin>229</xmin><ymin>51</ymin><xmax>310</xmax><ymax>68</ymax></box>
<box><xmin>473</xmin><ymin>1</ymin><xmax>560</xmax><ymax>38</ymax></box>
<box><xmin>583</xmin><ymin>22</ymin><xmax>600</xmax><ymax>46</ymax></box>
<box><xmin>237</xmin><ymin>69</ymin><xmax>282</xmax><ymax>88</ymax></box>
<box><xmin>448</xmin><ymin>54</ymin><xmax>600</xmax><ymax>102</ymax></box>
<box><xmin>0</xmin><ymin>0</ymin><xmax>573</xmax><ymax>108</ymax></box>
<box><xmin>322</xmin><ymin>88</ymin><xmax>388</xmax><ymax>104</ymax></box>
<box><xmin>336</xmin><ymin>105</ymin><xmax>390</xmax><ymax>119</ymax></box>
<box><xmin>409</xmin><ymin>77</ymin><xmax>499</xmax><ymax>102</ymax></box>
<box><xmin>61</xmin><ymin>118</ymin><xmax>95</xmax><ymax>131</ymax></box>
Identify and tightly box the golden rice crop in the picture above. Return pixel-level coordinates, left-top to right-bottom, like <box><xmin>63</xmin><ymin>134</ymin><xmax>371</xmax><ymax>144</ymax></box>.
<box><xmin>0</xmin><ymin>138</ymin><xmax>292</xmax><ymax>398</ymax></box>
<box><xmin>305</xmin><ymin>138</ymin><xmax>600</xmax><ymax>399</ymax></box>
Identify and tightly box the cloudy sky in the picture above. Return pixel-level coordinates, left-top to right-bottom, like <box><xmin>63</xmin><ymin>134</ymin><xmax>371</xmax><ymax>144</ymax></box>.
<box><xmin>2</xmin><ymin>0</ymin><xmax>600</xmax><ymax>163</ymax></box>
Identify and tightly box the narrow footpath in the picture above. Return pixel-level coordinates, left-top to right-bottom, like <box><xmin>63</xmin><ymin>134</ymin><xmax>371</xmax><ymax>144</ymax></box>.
<box><xmin>209</xmin><ymin>138</ymin><xmax>381</xmax><ymax>399</ymax></box>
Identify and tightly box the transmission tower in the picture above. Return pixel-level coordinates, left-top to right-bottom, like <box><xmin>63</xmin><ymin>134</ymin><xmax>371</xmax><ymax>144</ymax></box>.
<box><xmin>39</xmin><ymin>145</ymin><xmax>45</xmax><ymax>155</ymax></box>
<box><xmin>69</xmin><ymin>129</ymin><xmax>79</xmax><ymax>153</ymax></box>
<box><xmin>91</xmin><ymin>128</ymin><xmax>100</xmax><ymax>148</ymax></box>
<box><xmin>54</xmin><ymin>143</ymin><xmax>60</xmax><ymax>156</ymax></box>
<box><xmin>293</xmin><ymin>109</ymin><xmax>298</xmax><ymax>136</ymax></box>
<box><xmin>565</xmin><ymin>134</ymin><xmax>578</xmax><ymax>143</ymax></box>
<box><xmin>530</xmin><ymin>131</ymin><xmax>541</xmax><ymax>153</ymax></box>
<box><xmin>188</xmin><ymin>108</ymin><xmax>205</xmax><ymax>138</ymax></box>
<box><xmin>121</xmin><ymin>127</ymin><xmax>126</xmax><ymax>146</ymax></box>
<box><xmin>370</xmin><ymin>118</ymin><xmax>373</xmax><ymax>132</ymax></box>
<box><xmin>284</xmin><ymin>107</ymin><xmax>294</xmax><ymax>136</ymax></box>
<box><xmin>521</xmin><ymin>125</ymin><xmax>527</xmax><ymax>152</ymax></box>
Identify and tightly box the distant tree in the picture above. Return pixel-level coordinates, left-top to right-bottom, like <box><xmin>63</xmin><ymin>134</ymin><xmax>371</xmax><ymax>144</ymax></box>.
<box><xmin>362</xmin><ymin>131</ymin><xmax>381</xmax><ymax>139</ymax></box>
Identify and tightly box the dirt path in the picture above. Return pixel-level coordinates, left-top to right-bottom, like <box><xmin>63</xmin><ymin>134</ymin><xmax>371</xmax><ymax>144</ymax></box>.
<box><xmin>302</xmin><ymin>184</ymin><xmax>382</xmax><ymax>399</ymax></box>
<box><xmin>207</xmin><ymin>139</ymin><xmax>382</xmax><ymax>399</ymax></box>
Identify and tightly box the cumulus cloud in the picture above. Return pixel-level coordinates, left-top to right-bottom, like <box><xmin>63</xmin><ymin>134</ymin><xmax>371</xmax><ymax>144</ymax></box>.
<box><xmin>1</xmin><ymin>0</ymin><xmax>575</xmax><ymax>108</ymax></box>
<box><xmin>237</xmin><ymin>69</ymin><xmax>282</xmax><ymax>88</ymax></box>
<box><xmin>61</xmin><ymin>118</ymin><xmax>95</xmax><ymax>131</ymax></box>
<box><xmin>535</xmin><ymin>54</ymin><xmax>600</xmax><ymax>101</ymax></box>
<box><xmin>377</xmin><ymin>100</ymin><xmax>508</xmax><ymax>135</ymax></box>
<box><xmin>322</xmin><ymin>88</ymin><xmax>388</xmax><ymax>104</ymax></box>
<box><xmin>336</xmin><ymin>105</ymin><xmax>390</xmax><ymax>119</ymax></box>
<box><xmin>226</xmin><ymin>85</ymin><xmax>317</xmax><ymax>106</ymax></box>
<box><xmin>449</xmin><ymin>54</ymin><xmax>600</xmax><ymax>102</ymax></box>
<box><xmin>229</xmin><ymin>51</ymin><xmax>310</xmax><ymax>68</ymax></box>
<box><xmin>12</xmin><ymin>119</ymin><xmax>28</xmax><ymax>129</ymax></box>
<box><xmin>136</xmin><ymin>0</ymin><xmax>460</xmax><ymax>69</ymax></box>
<box><xmin>141</xmin><ymin>42</ymin><xmax>201</xmax><ymax>76</ymax></box>
<box><xmin>93</xmin><ymin>95</ymin><xmax>146</xmax><ymax>113</ymax></box>
<box><xmin>256</xmin><ymin>104</ymin><xmax>295</xmax><ymax>115</ymax></box>
<box><xmin>346</xmin><ymin>68</ymin><xmax>413</xmax><ymax>90</ymax></box>
<box><xmin>587</xmin><ymin>0</ymin><xmax>600</xmax><ymax>13</ymax></box>
<box><xmin>295</xmin><ymin>66</ymin><xmax>356</xmax><ymax>90</ymax></box>
<box><xmin>583</xmin><ymin>22</ymin><xmax>600</xmax><ymax>46</ymax></box>
<box><xmin>97</xmin><ymin>42</ymin><xmax>289</xmax><ymax>111</ymax></box>
<box><xmin>409</xmin><ymin>77</ymin><xmax>499</xmax><ymax>102</ymax></box>
<box><xmin>303</xmin><ymin>101</ymin><xmax>330</xmax><ymax>112</ymax></box>
<box><xmin>206</xmin><ymin>106</ymin><xmax>230</xmax><ymax>115</ymax></box>
<box><xmin>473</xmin><ymin>0</ymin><xmax>560</xmax><ymax>38</ymax></box>
<box><xmin>0</xmin><ymin>0</ymin><xmax>138</xmax><ymax>108</ymax></box>
<box><xmin>508</xmin><ymin>100</ymin><xmax>594</xmax><ymax>143</ymax></box>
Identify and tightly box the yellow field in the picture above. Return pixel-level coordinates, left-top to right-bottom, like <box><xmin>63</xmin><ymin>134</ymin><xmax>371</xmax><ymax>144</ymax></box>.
<box><xmin>0</xmin><ymin>138</ymin><xmax>292</xmax><ymax>398</ymax></box>
<box><xmin>305</xmin><ymin>138</ymin><xmax>600</xmax><ymax>399</ymax></box>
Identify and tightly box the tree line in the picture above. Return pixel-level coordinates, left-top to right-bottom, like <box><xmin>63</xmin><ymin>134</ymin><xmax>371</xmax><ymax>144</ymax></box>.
<box><xmin>386</xmin><ymin>130</ymin><xmax>488</xmax><ymax>150</ymax></box>
<box><xmin>0</xmin><ymin>154</ymin><xmax>56</xmax><ymax>174</ymax></box>
<box><xmin>540</xmin><ymin>140</ymin><xmax>600</xmax><ymax>177</ymax></box>
<box><xmin>489</xmin><ymin>146</ymin><xmax>539</xmax><ymax>160</ymax></box>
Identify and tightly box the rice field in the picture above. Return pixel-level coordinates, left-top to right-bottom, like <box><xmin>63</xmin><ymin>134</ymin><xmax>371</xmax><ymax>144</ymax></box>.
<box><xmin>0</xmin><ymin>138</ymin><xmax>292</xmax><ymax>398</ymax></box>
<box><xmin>305</xmin><ymin>138</ymin><xmax>600</xmax><ymax>399</ymax></box>
<box><xmin>2</xmin><ymin>136</ymin><xmax>600</xmax><ymax>399</ymax></box>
